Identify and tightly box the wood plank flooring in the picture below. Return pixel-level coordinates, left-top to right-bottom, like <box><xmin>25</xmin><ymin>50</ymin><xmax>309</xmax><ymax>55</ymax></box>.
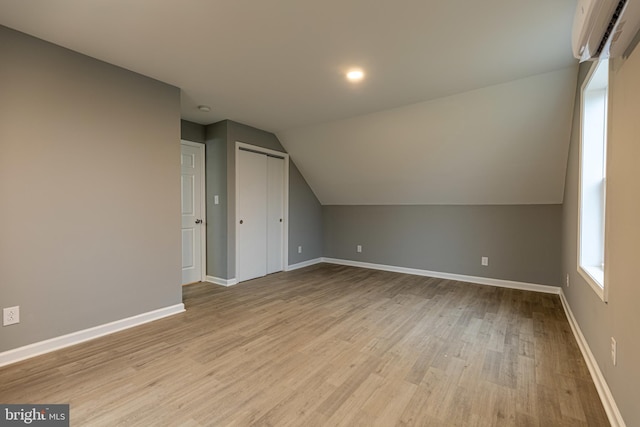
<box><xmin>0</xmin><ymin>264</ymin><xmax>609</xmax><ymax>426</ymax></box>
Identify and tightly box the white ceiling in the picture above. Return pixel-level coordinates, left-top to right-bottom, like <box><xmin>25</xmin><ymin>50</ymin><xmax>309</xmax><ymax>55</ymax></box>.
<box><xmin>279</xmin><ymin>67</ymin><xmax>577</xmax><ymax>205</ymax></box>
<box><xmin>0</xmin><ymin>0</ymin><xmax>579</xmax><ymax>204</ymax></box>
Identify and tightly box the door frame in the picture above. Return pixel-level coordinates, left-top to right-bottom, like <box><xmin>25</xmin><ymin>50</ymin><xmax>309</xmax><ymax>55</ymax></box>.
<box><xmin>181</xmin><ymin>140</ymin><xmax>207</xmax><ymax>283</ymax></box>
<box><xmin>235</xmin><ymin>141</ymin><xmax>289</xmax><ymax>282</ymax></box>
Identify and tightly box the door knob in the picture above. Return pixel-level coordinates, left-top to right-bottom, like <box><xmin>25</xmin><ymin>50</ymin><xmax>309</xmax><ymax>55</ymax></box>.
<box><xmin>195</xmin><ymin>219</ymin><xmax>203</xmax><ymax>224</ymax></box>
<box><xmin>279</xmin><ymin>218</ymin><xmax>283</xmax><ymax>222</ymax></box>
<box><xmin>239</xmin><ymin>220</ymin><xmax>244</xmax><ymax>224</ymax></box>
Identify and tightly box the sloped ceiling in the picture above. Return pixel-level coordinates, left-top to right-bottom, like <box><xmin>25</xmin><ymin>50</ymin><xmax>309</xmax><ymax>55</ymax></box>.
<box><xmin>278</xmin><ymin>67</ymin><xmax>577</xmax><ymax>205</ymax></box>
<box><xmin>0</xmin><ymin>0</ymin><xmax>579</xmax><ymax>205</ymax></box>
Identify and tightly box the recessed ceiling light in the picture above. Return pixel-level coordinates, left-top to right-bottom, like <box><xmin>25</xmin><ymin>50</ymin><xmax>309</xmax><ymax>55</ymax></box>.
<box><xmin>198</xmin><ymin>105</ymin><xmax>211</xmax><ymax>112</ymax></box>
<box><xmin>346</xmin><ymin>69</ymin><xmax>364</xmax><ymax>82</ymax></box>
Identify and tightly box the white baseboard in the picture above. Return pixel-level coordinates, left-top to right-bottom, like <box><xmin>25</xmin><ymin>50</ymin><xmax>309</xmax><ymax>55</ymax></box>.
<box><xmin>321</xmin><ymin>258</ymin><xmax>561</xmax><ymax>294</ymax></box>
<box><xmin>559</xmin><ymin>290</ymin><xmax>626</xmax><ymax>427</ymax></box>
<box><xmin>0</xmin><ymin>303</ymin><xmax>185</xmax><ymax>368</ymax></box>
<box><xmin>205</xmin><ymin>275</ymin><xmax>238</xmax><ymax>287</ymax></box>
<box><xmin>286</xmin><ymin>257</ymin><xmax>323</xmax><ymax>271</ymax></box>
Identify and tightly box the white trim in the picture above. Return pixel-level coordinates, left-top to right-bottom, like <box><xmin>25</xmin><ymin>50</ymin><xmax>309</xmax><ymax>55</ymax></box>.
<box><xmin>559</xmin><ymin>290</ymin><xmax>625</xmax><ymax>427</ymax></box>
<box><xmin>236</xmin><ymin>141</ymin><xmax>288</xmax><ymax>159</ymax></box>
<box><xmin>576</xmin><ymin>60</ymin><xmax>608</xmax><ymax>303</ymax></box>
<box><xmin>205</xmin><ymin>275</ymin><xmax>238</xmax><ymax>287</ymax></box>
<box><xmin>181</xmin><ymin>140</ymin><xmax>207</xmax><ymax>283</ymax></box>
<box><xmin>283</xmin><ymin>156</ymin><xmax>290</xmax><ymax>277</ymax></box>
<box><xmin>235</xmin><ymin>141</ymin><xmax>289</xmax><ymax>283</ymax></box>
<box><xmin>286</xmin><ymin>257</ymin><xmax>323</xmax><ymax>271</ymax></box>
<box><xmin>321</xmin><ymin>258</ymin><xmax>561</xmax><ymax>294</ymax></box>
<box><xmin>578</xmin><ymin>265</ymin><xmax>606</xmax><ymax>301</ymax></box>
<box><xmin>0</xmin><ymin>304</ymin><xmax>185</xmax><ymax>368</ymax></box>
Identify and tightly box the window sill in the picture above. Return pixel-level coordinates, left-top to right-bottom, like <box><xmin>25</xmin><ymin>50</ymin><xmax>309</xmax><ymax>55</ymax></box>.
<box><xmin>578</xmin><ymin>265</ymin><xmax>606</xmax><ymax>302</ymax></box>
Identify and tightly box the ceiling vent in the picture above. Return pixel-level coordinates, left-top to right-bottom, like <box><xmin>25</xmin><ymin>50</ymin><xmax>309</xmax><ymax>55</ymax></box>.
<box><xmin>572</xmin><ymin>0</ymin><xmax>640</xmax><ymax>61</ymax></box>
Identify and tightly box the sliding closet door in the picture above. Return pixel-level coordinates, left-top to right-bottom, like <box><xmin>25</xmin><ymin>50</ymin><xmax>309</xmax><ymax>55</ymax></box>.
<box><xmin>267</xmin><ymin>156</ymin><xmax>284</xmax><ymax>274</ymax></box>
<box><xmin>237</xmin><ymin>149</ymin><xmax>268</xmax><ymax>282</ymax></box>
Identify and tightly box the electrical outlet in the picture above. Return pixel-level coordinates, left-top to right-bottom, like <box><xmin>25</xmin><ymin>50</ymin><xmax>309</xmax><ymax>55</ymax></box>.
<box><xmin>298</xmin><ymin>246</ymin><xmax>303</xmax><ymax>254</ymax></box>
<box><xmin>611</xmin><ymin>337</ymin><xmax>617</xmax><ymax>366</ymax></box>
<box><xmin>481</xmin><ymin>256</ymin><xmax>489</xmax><ymax>266</ymax></box>
<box><xmin>356</xmin><ymin>245</ymin><xmax>362</xmax><ymax>253</ymax></box>
<box><xmin>566</xmin><ymin>273</ymin><xmax>570</xmax><ymax>287</ymax></box>
<box><xmin>3</xmin><ymin>306</ymin><xmax>20</xmax><ymax>326</ymax></box>
<box><xmin>214</xmin><ymin>195</ymin><xmax>219</xmax><ymax>205</ymax></box>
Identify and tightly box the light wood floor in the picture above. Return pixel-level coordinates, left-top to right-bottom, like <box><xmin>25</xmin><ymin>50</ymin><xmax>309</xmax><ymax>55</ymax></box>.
<box><xmin>0</xmin><ymin>264</ymin><xmax>609</xmax><ymax>426</ymax></box>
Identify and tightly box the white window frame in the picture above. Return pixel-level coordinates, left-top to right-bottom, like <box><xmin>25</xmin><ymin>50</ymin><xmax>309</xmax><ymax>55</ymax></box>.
<box><xmin>577</xmin><ymin>59</ymin><xmax>609</xmax><ymax>302</ymax></box>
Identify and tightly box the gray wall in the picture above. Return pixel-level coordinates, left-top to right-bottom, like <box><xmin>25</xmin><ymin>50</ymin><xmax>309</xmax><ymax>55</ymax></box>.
<box><xmin>181</xmin><ymin>120</ymin><xmax>206</xmax><ymax>143</ymax></box>
<box><xmin>324</xmin><ymin>204</ymin><xmax>562</xmax><ymax>286</ymax></box>
<box><xmin>198</xmin><ymin>120</ymin><xmax>322</xmax><ymax>279</ymax></box>
<box><xmin>562</xmin><ymin>53</ymin><xmax>640</xmax><ymax>425</ymax></box>
<box><xmin>204</xmin><ymin>121</ymin><xmax>228</xmax><ymax>278</ymax></box>
<box><xmin>195</xmin><ymin>117</ymin><xmax>560</xmax><ymax>285</ymax></box>
<box><xmin>0</xmin><ymin>26</ymin><xmax>182</xmax><ymax>352</ymax></box>
<box><xmin>288</xmin><ymin>162</ymin><xmax>323</xmax><ymax>264</ymax></box>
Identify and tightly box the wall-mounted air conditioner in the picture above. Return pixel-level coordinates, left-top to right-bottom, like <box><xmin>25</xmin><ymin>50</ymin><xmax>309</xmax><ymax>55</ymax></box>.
<box><xmin>572</xmin><ymin>0</ymin><xmax>640</xmax><ymax>62</ymax></box>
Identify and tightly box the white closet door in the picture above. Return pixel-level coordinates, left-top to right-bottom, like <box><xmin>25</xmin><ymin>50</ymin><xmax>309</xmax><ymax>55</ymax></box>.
<box><xmin>237</xmin><ymin>150</ymin><xmax>268</xmax><ymax>282</ymax></box>
<box><xmin>267</xmin><ymin>156</ymin><xmax>284</xmax><ymax>274</ymax></box>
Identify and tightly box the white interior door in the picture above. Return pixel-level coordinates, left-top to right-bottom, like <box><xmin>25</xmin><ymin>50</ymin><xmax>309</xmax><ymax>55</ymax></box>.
<box><xmin>181</xmin><ymin>142</ymin><xmax>205</xmax><ymax>285</ymax></box>
<box><xmin>267</xmin><ymin>156</ymin><xmax>284</xmax><ymax>274</ymax></box>
<box><xmin>237</xmin><ymin>149</ymin><xmax>268</xmax><ymax>282</ymax></box>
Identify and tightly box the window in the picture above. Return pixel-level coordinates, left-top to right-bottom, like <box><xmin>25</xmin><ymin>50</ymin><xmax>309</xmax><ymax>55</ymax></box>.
<box><xmin>578</xmin><ymin>59</ymin><xmax>608</xmax><ymax>300</ymax></box>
